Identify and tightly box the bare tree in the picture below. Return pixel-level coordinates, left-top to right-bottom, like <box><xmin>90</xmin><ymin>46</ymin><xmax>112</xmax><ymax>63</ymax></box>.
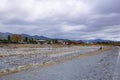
<box><xmin>11</xmin><ymin>34</ymin><xmax>22</xmax><ymax>43</ymax></box>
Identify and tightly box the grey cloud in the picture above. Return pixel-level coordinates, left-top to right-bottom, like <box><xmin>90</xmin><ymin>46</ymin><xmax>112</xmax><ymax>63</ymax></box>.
<box><xmin>0</xmin><ymin>0</ymin><xmax>120</xmax><ymax>40</ymax></box>
<box><xmin>94</xmin><ymin>0</ymin><xmax>120</xmax><ymax>14</ymax></box>
<box><xmin>88</xmin><ymin>14</ymin><xmax>120</xmax><ymax>28</ymax></box>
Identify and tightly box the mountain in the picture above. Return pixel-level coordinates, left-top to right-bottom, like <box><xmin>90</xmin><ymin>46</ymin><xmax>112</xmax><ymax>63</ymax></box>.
<box><xmin>32</xmin><ymin>35</ymin><xmax>50</xmax><ymax>40</ymax></box>
<box><xmin>0</xmin><ymin>32</ymin><xmax>12</xmax><ymax>39</ymax></box>
<box><xmin>0</xmin><ymin>32</ymin><xmax>50</xmax><ymax>40</ymax></box>
<box><xmin>0</xmin><ymin>32</ymin><xmax>118</xmax><ymax>42</ymax></box>
<box><xmin>81</xmin><ymin>39</ymin><xmax>112</xmax><ymax>43</ymax></box>
<box><xmin>21</xmin><ymin>34</ymin><xmax>31</xmax><ymax>38</ymax></box>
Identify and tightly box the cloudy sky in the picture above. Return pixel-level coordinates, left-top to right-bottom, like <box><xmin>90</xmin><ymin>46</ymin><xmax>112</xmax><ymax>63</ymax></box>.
<box><xmin>0</xmin><ymin>0</ymin><xmax>120</xmax><ymax>40</ymax></box>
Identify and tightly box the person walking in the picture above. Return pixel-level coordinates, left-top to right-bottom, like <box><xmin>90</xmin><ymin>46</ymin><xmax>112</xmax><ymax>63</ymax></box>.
<box><xmin>100</xmin><ymin>46</ymin><xmax>102</xmax><ymax>50</ymax></box>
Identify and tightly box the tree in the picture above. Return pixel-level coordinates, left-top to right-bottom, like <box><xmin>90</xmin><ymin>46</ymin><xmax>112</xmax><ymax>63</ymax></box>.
<box><xmin>29</xmin><ymin>38</ymin><xmax>36</xmax><ymax>43</ymax></box>
<box><xmin>8</xmin><ymin>35</ymin><xmax>11</xmax><ymax>41</ymax></box>
<box><xmin>53</xmin><ymin>39</ymin><xmax>58</xmax><ymax>44</ymax></box>
<box><xmin>24</xmin><ymin>37</ymin><xmax>28</xmax><ymax>42</ymax></box>
<box><xmin>55</xmin><ymin>39</ymin><xmax>58</xmax><ymax>44</ymax></box>
<box><xmin>11</xmin><ymin>34</ymin><xmax>22</xmax><ymax>43</ymax></box>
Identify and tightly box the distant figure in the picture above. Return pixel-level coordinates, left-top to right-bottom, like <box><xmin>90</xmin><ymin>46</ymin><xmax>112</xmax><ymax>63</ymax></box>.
<box><xmin>100</xmin><ymin>46</ymin><xmax>102</xmax><ymax>50</ymax></box>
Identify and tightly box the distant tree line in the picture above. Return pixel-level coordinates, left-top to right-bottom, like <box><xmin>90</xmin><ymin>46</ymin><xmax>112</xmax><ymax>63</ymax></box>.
<box><xmin>0</xmin><ymin>34</ymin><xmax>36</xmax><ymax>44</ymax></box>
<box><xmin>0</xmin><ymin>34</ymin><xmax>61</xmax><ymax>44</ymax></box>
<box><xmin>0</xmin><ymin>34</ymin><xmax>120</xmax><ymax>46</ymax></box>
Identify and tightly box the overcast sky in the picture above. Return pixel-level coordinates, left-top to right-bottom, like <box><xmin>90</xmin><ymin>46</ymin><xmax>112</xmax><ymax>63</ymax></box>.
<box><xmin>0</xmin><ymin>0</ymin><xmax>120</xmax><ymax>40</ymax></box>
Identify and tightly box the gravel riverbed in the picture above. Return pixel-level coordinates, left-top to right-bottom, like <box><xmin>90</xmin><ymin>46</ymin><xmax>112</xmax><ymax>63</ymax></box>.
<box><xmin>0</xmin><ymin>46</ymin><xmax>118</xmax><ymax>80</ymax></box>
<box><xmin>0</xmin><ymin>46</ymin><xmax>99</xmax><ymax>75</ymax></box>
